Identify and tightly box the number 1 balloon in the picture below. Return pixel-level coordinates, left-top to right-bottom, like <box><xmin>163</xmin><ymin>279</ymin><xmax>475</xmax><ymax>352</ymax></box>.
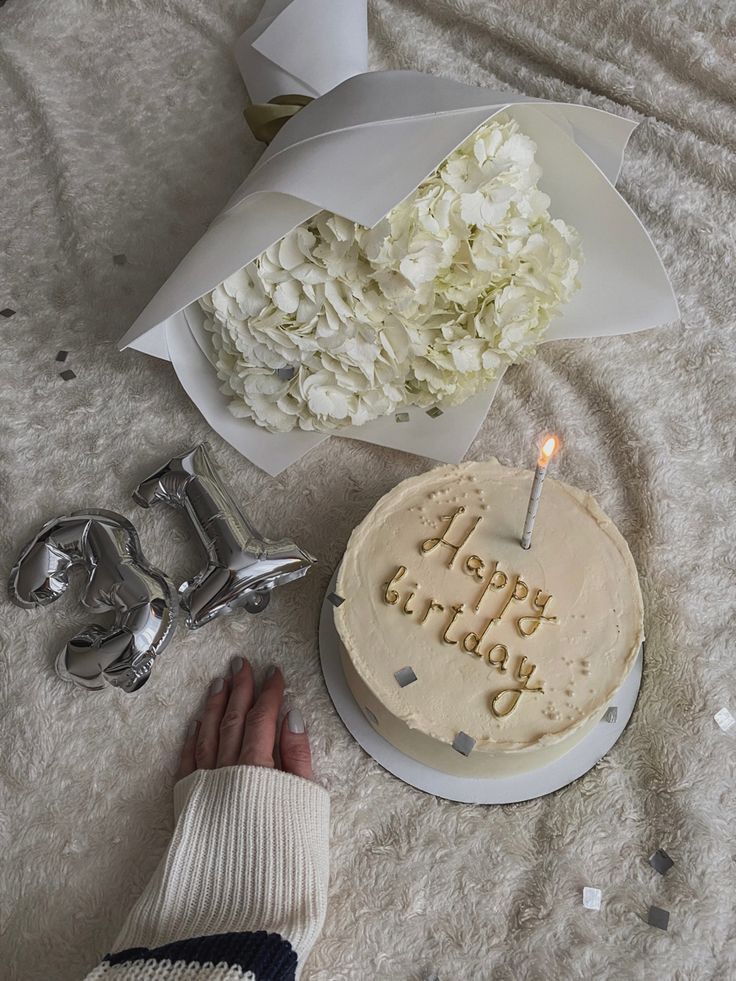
<box><xmin>133</xmin><ymin>443</ymin><xmax>316</xmax><ymax>629</ymax></box>
<box><xmin>9</xmin><ymin>510</ymin><xmax>177</xmax><ymax>691</ymax></box>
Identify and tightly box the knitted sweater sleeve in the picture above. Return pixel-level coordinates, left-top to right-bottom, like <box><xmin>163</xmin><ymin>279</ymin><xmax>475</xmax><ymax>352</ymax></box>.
<box><xmin>84</xmin><ymin>765</ymin><xmax>330</xmax><ymax>981</ymax></box>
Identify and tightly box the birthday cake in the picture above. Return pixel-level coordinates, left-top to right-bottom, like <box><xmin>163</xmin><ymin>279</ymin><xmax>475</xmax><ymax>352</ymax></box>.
<box><xmin>334</xmin><ymin>459</ymin><xmax>644</xmax><ymax>778</ymax></box>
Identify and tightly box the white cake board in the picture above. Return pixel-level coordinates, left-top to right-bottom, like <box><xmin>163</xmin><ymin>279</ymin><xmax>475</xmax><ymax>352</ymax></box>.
<box><xmin>319</xmin><ymin>566</ymin><xmax>643</xmax><ymax>804</ymax></box>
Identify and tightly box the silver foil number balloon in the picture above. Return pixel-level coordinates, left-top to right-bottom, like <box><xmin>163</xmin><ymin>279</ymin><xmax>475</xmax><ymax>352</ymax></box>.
<box><xmin>9</xmin><ymin>510</ymin><xmax>177</xmax><ymax>692</ymax></box>
<box><xmin>134</xmin><ymin>443</ymin><xmax>316</xmax><ymax>629</ymax></box>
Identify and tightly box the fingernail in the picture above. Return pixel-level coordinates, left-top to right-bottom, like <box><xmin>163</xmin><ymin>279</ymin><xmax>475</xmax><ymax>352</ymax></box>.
<box><xmin>266</xmin><ymin>664</ymin><xmax>277</xmax><ymax>680</ymax></box>
<box><xmin>231</xmin><ymin>656</ymin><xmax>244</xmax><ymax>675</ymax></box>
<box><xmin>210</xmin><ymin>677</ymin><xmax>224</xmax><ymax>695</ymax></box>
<box><xmin>188</xmin><ymin>720</ymin><xmax>198</xmax><ymax>738</ymax></box>
<box><xmin>287</xmin><ymin>708</ymin><xmax>305</xmax><ymax>734</ymax></box>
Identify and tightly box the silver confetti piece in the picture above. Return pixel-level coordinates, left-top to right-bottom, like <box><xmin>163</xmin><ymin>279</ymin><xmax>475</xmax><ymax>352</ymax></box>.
<box><xmin>395</xmin><ymin>411</ymin><xmax>410</xmax><ymax>422</ymax></box>
<box><xmin>452</xmin><ymin>731</ymin><xmax>476</xmax><ymax>756</ymax></box>
<box><xmin>714</xmin><ymin>707</ymin><xmax>735</xmax><ymax>732</ymax></box>
<box><xmin>394</xmin><ymin>666</ymin><xmax>417</xmax><ymax>687</ymax></box>
<box><xmin>582</xmin><ymin>887</ymin><xmax>602</xmax><ymax>910</ymax></box>
<box><xmin>648</xmin><ymin>849</ymin><xmax>673</xmax><ymax>875</ymax></box>
<box><xmin>647</xmin><ymin>906</ymin><xmax>669</xmax><ymax>931</ymax></box>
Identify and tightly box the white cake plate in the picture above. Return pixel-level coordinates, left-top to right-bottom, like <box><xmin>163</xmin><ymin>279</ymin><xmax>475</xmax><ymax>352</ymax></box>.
<box><xmin>319</xmin><ymin>567</ymin><xmax>643</xmax><ymax>804</ymax></box>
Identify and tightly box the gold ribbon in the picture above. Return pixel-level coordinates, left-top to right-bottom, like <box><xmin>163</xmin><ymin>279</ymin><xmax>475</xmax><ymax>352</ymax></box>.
<box><xmin>244</xmin><ymin>94</ymin><xmax>314</xmax><ymax>144</ymax></box>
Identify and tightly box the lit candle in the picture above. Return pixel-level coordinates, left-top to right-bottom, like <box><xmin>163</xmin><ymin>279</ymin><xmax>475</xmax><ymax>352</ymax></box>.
<box><xmin>520</xmin><ymin>435</ymin><xmax>558</xmax><ymax>550</ymax></box>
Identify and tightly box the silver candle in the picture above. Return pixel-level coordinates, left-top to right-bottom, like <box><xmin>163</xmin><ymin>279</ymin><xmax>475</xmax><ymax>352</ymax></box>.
<box><xmin>521</xmin><ymin>436</ymin><xmax>558</xmax><ymax>550</ymax></box>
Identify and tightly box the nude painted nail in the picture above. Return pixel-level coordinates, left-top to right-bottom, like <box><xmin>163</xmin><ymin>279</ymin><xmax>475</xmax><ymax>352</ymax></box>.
<box><xmin>210</xmin><ymin>677</ymin><xmax>224</xmax><ymax>695</ymax></box>
<box><xmin>287</xmin><ymin>708</ymin><xmax>305</xmax><ymax>734</ymax></box>
<box><xmin>231</xmin><ymin>656</ymin><xmax>244</xmax><ymax>675</ymax></box>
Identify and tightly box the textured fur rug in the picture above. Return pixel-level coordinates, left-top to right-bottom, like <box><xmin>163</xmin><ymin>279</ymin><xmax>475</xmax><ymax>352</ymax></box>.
<box><xmin>1</xmin><ymin>1</ymin><xmax>735</xmax><ymax>979</ymax></box>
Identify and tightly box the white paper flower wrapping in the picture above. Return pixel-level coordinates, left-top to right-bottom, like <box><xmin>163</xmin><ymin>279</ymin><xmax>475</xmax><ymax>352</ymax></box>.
<box><xmin>120</xmin><ymin>0</ymin><xmax>678</xmax><ymax>475</ymax></box>
<box><xmin>200</xmin><ymin>116</ymin><xmax>582</xmax><ymax>433</ymax></box>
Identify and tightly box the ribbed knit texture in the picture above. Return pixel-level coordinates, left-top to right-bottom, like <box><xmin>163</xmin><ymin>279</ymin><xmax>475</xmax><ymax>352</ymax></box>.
<box><xmin>110</xmin><ymin>767</ymin><xmax>330</xmax><ymax>980</ymax></box>
<box><xmin>85</xmin><ymin>960</ymin><xmax>257</xmax><ymax>980</ymax></box>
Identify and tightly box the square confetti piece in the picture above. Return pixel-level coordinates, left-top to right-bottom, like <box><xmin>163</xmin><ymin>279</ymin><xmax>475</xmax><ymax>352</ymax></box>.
<box><xmin>395</xmin><ymin>411</ymin><xmax>410</xmax><ymax>423</ymax></box>
<box><xmin>452</xmin><ymin>731</ymin><xmax>476</xmax><ymax>756</ymax></box>
<box><xmin>714</xmin><ymin>707</ymin><xmax>735</xmax><ymax>732</ymax></box>
<box><xmin>647</xmin><ymin>906</ymin><xmax>670</xmax><ymax>931</ymax></box>
<box><xmin>275</xmin><ymin>366</ymin><xmax>295</xmax><ymax>380</ymax></box>
<box><xmin>394</xmin><ymin>666</ymin><xmax>417</xmax><ymax>688</ymax></box>
<box><xmin>602</xmin><ymin>706</ymin><xmax>618</xmax><ymax>724</ymax></box>
<box><xmin>327</xmin><ymin>592</ymin><xmax>345</xmax><ymax>607</ymax></box>
<box><xmin>59</xmin><ymin>369</ymin><xmax>76</xmax><ymax>381</ymax></box>
<box><xmin>55</xmin><ymin>350</ymin><xmax>69</xmax><ymax>363</ymax></box>
<box><xmin>426</xmin><ymin>406</ymin><xmax>443</xmax><ymax>419</ymax></box>
<box><xmin>582</xmin><ymin>887</ymin><xmax>602</xmax><ymax>910</ymax></box>
<box><xmin>1</xmin><ymin>308</ymin><xmax>15</xmax><ymax>318</ymax></box>
<box><xmin>113</xmin><ymin>253</ymin><xmax>127</xmax><ymax>265</ymax></box>
<box><xmin>648</xmin><ymin>849</ymin><xmax>674</xmax><ymax>875</ymax></box>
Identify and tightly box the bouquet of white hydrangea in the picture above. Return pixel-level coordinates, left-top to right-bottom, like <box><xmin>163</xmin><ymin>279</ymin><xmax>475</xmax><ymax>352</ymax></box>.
<box><xmin>121</xmin><ymin>1</ymin><xmax>677</xmax><ymax>474</ymax></box>
<box><xmin>199</xmin><ymin>114</ymin><xmax>581</xmax><ymax>433</ymax></box>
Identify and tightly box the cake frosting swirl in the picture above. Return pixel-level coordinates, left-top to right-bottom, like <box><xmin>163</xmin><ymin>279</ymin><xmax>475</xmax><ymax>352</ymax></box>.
<box><xmin>334</xmin><ymin>459</ymin><xmax>644</xmax><ymax>777</ymax></box>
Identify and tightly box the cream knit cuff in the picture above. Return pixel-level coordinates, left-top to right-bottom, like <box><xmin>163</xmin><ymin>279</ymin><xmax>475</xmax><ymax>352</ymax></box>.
<box><xmin>111</xmin><ymin>766</ymin><xmax>330</xmax><ymax>975</ymax></box>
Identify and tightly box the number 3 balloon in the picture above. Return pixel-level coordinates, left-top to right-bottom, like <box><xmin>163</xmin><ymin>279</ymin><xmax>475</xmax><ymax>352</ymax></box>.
<box><xmin>9</xmin><ymin>510</ymin><xmax>177</xmax><ymax>691</ymax></box>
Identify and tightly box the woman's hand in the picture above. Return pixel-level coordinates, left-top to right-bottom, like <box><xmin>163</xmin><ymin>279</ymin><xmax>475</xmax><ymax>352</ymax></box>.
<box><xmin>177</xmin><ymin>658</ymin><xmax>313</xmax><ymax>782</ymax></box>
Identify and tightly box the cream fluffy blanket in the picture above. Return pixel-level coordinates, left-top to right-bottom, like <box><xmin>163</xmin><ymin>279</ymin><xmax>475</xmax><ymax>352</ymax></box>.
<box><xmin>1</xmin><ymin>1</ymin><xmax>734</xmax><ymax>978</ymax></box>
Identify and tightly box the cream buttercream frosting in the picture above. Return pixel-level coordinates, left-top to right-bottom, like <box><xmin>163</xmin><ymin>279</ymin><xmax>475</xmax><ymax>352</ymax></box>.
<box><xmin>335</xmin><ymin>459</ymin><xmax>643</xmax><ymax>775</ymax></box>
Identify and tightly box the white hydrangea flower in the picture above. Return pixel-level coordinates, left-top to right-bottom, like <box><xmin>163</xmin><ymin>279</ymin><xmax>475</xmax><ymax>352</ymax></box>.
<box><xmin>199</xmin><ymin>114</ymin><xmax>582</xmax><ymax>433</ymax></box>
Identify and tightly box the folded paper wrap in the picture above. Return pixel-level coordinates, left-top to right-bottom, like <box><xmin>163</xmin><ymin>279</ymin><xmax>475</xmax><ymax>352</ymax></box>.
<box><xmin>120</xmin><ymin>0</ymin><xmax>678</xmax><ymax>476</ymax></box>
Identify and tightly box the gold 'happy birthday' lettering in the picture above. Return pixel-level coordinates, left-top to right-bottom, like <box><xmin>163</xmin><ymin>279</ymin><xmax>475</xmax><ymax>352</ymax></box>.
<box><xmin>517</xmin><ymin>589</ymin><xmax>557</xmax><ymax>637</ymax></box>
<box><xmin>461</xmin><ymin>616</ymin><xmax>495</xmax><ymax>656</ymax></box>
<box><xmin>442</xmin><ymin>604</ymin><xmax>465</xmax><ymax>644</ymax></box>
<box><xmin>495</xmin><ymin>575</ymin><xmax>529</xmax><ymax>621</ymax></box>
<box><xmin>466</xmin><ymin>556</ymin><xmax>508</xmax><ymax>612</ymax></box>
<box><xmin>421</xmin><ymin>507</ymin><xmax>482</xmax><ymax>568</ymax></box>
<box><xmin>490</xmin><ymin>657</ymin><xmax>544</xmax><ymax>718</ymax></box>
<box><xmin>384</xmin><ymin>566</ymin><xmax>406</xmax><ymax>605</ymax></box>
<box><xmin>380</xmin><ymin>505</ymin><xmax>562</xmax><ymax>721</ymax></box>
<box><xmin>421</xmin><ymin>599</ymin><xmax>445</xmax><ymax>624</ymax></box>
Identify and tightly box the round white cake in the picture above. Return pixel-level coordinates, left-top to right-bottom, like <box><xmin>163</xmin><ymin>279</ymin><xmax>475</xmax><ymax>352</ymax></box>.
<box><xmin>334</xmin><ymin>459</ymin><xmax>644</xmax><ymax>778</ymax></box>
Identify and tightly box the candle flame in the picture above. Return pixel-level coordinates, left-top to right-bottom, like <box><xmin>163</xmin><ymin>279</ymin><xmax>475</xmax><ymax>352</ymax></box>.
<box><xmin>538</xmin><ymin>435</ymin><xmax>558</xmax><ymax>466</ymax></box>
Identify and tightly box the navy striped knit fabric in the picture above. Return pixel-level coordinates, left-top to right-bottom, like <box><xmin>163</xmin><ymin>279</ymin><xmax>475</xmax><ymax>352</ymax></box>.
<box><xmin>106</xmin><ymin>930</ymin><xmax>297</xmax><ymax>979</ymax></box>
